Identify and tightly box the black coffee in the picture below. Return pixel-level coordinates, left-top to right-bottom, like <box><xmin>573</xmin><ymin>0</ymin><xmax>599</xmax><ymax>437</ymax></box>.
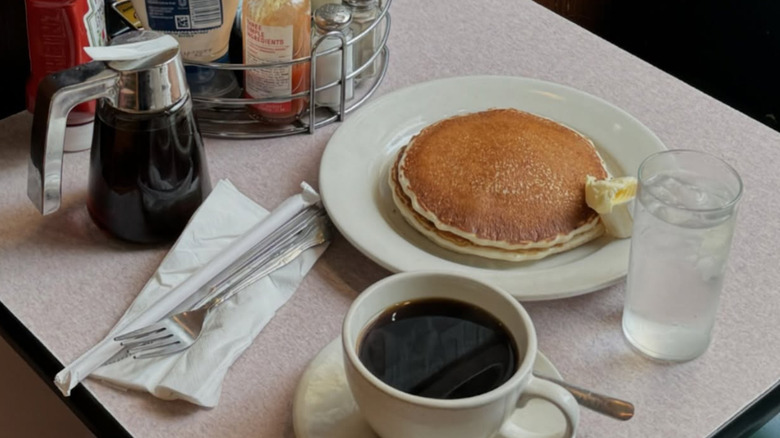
<box><xmin>357</xmin><ymin>298</ymin><xmax>519</xmax><ymax>399</ymax></box>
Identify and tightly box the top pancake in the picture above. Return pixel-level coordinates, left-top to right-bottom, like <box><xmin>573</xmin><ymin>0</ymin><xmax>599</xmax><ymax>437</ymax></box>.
<box><xmin>396</xmin><ymin>108</ymin><xmax>608</xmax><ymax>248</ymax></box>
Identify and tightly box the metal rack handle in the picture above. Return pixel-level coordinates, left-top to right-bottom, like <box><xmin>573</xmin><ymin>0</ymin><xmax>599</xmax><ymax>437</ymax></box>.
<box><xmin>187</xmin><ymin>0</ymin><xmax>393</xmax><ymax>139</ymax></box>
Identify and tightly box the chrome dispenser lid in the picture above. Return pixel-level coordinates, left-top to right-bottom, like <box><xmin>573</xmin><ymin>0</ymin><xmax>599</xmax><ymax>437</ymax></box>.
<box><xmin>107</xmin><ymin>31</ymin><xmax>189</xmax><ymax>113</ymax></box>
<box><xmin>314</xmin><ymin>4</ymin><xmax>353</xmax><ymax>32</ymax></box>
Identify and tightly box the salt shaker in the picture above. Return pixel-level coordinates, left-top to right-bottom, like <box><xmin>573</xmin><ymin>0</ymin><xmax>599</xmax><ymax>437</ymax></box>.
<box><xmin>311</xmin><ymin>0</ymin><xmax>341</xmax><ymax>12</ymax></box>
<box><xmin>344</xmin><ymin>0</ymin><xmax>380</xmax><ymax>81</ymax></box>
<box><xmin>313</xmin><ymin>4</ymin><xmax>354</xmax><ymax>110</ymax></box>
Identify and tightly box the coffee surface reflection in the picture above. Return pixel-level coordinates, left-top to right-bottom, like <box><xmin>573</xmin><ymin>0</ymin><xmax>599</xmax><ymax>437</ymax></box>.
<box><xmin>358</xmin><ymin>298</ymin><xmax>518</xmax><ymax>399</ymax></box>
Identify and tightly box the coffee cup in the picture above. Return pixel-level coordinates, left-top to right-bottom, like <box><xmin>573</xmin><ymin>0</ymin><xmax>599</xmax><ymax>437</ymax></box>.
<box><xmin>342</xmin><ymin>271</ymin><xmax>579</xmax><ymax>438</ymax></box>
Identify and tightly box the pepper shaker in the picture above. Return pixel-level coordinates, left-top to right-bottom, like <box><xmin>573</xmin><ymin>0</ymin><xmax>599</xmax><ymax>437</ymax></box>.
<box><xmin>344</xmin><ymin>0</ymin><xmax>380</xmax><ymax>81</ymax></box>
<box><xmin>313</xmin><ymin>4</ymin><xmax>354</xmax><ymax>110</ymax></box>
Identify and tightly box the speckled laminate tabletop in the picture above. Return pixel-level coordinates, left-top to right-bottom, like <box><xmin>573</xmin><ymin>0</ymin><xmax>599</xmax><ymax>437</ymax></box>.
<box><xmin>2</xmin><ymin>0</ymin><xmax>780</xmax><ymax>437</ymax></box>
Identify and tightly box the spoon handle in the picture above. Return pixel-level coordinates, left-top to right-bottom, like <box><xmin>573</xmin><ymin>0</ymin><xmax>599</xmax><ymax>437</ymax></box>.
<box><xmin>534</xmin><ymin>374</ymin><xmax>635</xmax><ymax>421</ymax></box>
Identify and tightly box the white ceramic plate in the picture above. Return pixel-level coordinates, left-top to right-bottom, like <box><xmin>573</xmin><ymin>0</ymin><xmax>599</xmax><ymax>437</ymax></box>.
<box><xmin>319</xmin><ymin>76</ymin><xmax>666</xmax><ymax>300</ymax></box>
<box><xmin>292</xmin><ymin>337</ymin><xmax>568</xmax><ymax>438</ymax></box>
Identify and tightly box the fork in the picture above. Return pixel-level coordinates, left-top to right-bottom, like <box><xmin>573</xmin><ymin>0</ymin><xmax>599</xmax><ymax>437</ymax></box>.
<box><xmin>114</xmin><ymin>214</ymin><xmax>332</xmax><ymax>359</ymax></box>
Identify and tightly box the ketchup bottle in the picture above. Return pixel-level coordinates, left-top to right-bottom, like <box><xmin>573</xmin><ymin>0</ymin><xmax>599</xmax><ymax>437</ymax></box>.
<box><xmin>25</xmin><ymin>0</ymin><xmax>107</xmax><ymax>126</ymax></box>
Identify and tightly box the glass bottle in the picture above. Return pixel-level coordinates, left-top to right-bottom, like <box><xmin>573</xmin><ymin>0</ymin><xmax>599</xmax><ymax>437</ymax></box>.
<box><xmin>242</xmin><ymin>0</ymin><xmax>311</xmax><ymax>124</ymax></box>
<box><xmin>344</xmin><ymin>0</ymin><xmax>380</xmax><ymax>81</ymax></box>
<box><xmin>313</xmin><ymin>4</ymin><xmax>353</xmax><ymax>110</ymax></box>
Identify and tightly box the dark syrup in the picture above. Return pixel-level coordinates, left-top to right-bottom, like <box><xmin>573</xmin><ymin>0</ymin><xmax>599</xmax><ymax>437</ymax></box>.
<box><xmin>87</xmin><ymin>97</ymin><xmax>211</xmax><ymax>243</ymax></box>
<box><xmin>358</xmin><ymin>298</ymin><xmax>519</xmax><ymax>399</ymax></box>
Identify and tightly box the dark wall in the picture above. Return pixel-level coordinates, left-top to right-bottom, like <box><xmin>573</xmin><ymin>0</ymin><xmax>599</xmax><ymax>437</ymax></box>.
<box><xmin>2</xmin><ymin>0</ymin><xmax>29</xmax><ymax>119</ymax></box>
<box><xmin>539</xmin><ymin>0</ymin><xmax>780</xmax><ymax>132</ymax></box>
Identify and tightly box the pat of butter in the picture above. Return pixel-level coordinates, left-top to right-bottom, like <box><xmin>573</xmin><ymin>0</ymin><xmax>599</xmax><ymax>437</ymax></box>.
<box><xmin>585</xmin><ymin>175</ymin><xmax>637</xmax><ymax>238</ymax></box>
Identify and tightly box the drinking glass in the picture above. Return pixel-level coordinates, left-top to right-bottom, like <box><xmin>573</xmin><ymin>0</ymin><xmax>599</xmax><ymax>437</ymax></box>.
<box><xmin>622</xmin><ymin>149</ymin><xmax>743</xmax><ymax>361</ymax></box>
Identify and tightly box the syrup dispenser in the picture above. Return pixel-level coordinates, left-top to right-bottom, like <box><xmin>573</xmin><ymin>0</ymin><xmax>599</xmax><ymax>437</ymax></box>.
<box><xmin>28</xmin><ymin>31</ymin><xmax>211</xmax><ymax>243</ymax></box>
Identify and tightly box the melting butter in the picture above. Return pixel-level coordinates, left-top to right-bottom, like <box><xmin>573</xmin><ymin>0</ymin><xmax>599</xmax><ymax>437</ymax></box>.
<box><xmin>585</xmin><ymin>175</ymin><xmax>637</xmax><ymax>238</ymax></box>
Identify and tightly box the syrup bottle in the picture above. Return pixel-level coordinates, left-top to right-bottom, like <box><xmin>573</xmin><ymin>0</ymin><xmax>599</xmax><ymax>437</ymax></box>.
<box><xmin>28</xmin><ymin>31</ymin><xmax>212</xmax><ymax>243</ymax></box>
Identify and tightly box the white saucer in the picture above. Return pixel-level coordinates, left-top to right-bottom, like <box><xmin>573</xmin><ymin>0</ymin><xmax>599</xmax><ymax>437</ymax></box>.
<box><xmin>293</xmin><ymin>337</ymin><xmax>569</xmax><ymax>438</ymax></box>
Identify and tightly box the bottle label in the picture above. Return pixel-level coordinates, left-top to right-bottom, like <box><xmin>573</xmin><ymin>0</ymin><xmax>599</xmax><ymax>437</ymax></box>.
<box><xmin>84</xmin><ymin>0</ymin><xmax>108</xmax><ymax>47</ymax></box>
<box><xmin>113</xmin><ymin>0</ymin><xmax>143</xmax><ymax>29</ymax></box>
<box><xmin>144</xmin><ymin>0</ymin><xmax>224</xmax><ymax>32</ymax></box>
<box><xmin>244</xmin><ymin>22</ymin><xmax>293</xmax><ymax>114</ymax></box>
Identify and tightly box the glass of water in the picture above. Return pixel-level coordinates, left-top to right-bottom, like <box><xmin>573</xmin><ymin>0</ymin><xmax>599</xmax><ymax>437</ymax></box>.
<box><xmin>622</xmin><ymin>149</ymin><xmax>743</xmax><ymax>362</ymax></box>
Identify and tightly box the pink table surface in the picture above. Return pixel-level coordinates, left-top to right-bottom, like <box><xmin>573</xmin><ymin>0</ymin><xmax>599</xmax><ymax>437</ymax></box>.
<box><xmin>3</xmin><ymin>0</ymin><xmax>780</xmax><ymax>436</ymax></box>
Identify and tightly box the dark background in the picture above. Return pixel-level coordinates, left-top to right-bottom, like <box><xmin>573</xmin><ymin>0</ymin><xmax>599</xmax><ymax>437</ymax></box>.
<box><xmin>536</xmin><ymin>0</ymin><xmax>780</xmax><ymax>132</ymax></box>
<box><xmin>3</xmin><ymin>0</ymin><xmax>29</xmax><ymax>120</ymax></box>
<box><xmin>4</xmin><ymin>1</ymin><xmax>780</xmax><ymax>132</ymax></box>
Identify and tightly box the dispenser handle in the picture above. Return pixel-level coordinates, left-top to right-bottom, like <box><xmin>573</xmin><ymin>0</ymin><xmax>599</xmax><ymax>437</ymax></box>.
<box><xmin>28</xmin><ymin>61</ymin><xmax>119</xmax><ymax>215</ymax></box>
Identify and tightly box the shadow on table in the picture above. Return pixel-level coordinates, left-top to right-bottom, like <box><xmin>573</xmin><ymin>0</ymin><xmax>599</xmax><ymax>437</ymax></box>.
<box><xmin>318</xmin><ymin>232</ymin><xmax>391</xmax><ymax>299</ymax></box>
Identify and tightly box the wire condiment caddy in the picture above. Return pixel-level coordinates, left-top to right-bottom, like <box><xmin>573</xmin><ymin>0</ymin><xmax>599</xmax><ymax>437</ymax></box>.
<box><xmin>185</xmin><ymin>0</ymin><xmax>392</xmax><ymax>139</ymax></box>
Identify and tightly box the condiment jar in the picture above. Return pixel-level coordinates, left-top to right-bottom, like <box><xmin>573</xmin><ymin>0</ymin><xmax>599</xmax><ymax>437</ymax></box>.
<box><xmin>313</xmin><ymin>4</ymin><xmax>354</xmax><ymax>110</ymax></box>
<box><xmin>242</xmin><ymin>0</ymin><xmax>311</xmax><ymax>124</ymax></box>
<box><xmin>344</xmin><ymin>0</ymin><xmax>380</xmax><ymax>81</ymax></box>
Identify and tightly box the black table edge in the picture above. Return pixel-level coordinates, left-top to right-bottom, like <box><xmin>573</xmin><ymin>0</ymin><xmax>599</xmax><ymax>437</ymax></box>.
<box><xmin>3</xmin><ymin>296</ymin><xmax>779</xmax><ymax>438</ymax></box>
<box><xmin>0</xmin><ymin>301</ymin><xmax>131</xmax><ymax>438</ymax></box>
<box><xmin>708</xmin><ymin>378</ymin><xmax>780</xmax><ymax>438</ymax></box>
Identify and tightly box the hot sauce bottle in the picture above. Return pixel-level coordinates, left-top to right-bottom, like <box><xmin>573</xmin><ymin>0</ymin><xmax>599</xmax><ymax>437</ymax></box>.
<box><xmin>25</xmin><ymin>0</ymin><xmax>107</xmax><ymax>126</ymax></box>
<box><xmin>242</xmin><ymin>0</ymin><xmax>311</xmax><ymax>124</ymax></box>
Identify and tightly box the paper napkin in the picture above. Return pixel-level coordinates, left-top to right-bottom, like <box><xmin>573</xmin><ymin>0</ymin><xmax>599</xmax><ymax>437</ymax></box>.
<box><xmin>55</xmin><ymin>180</ymin><xmax>327</xmax><ymax>407</ymax></box>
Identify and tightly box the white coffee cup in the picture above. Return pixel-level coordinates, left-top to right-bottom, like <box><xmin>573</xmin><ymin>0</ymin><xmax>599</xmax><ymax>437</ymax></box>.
<box><xmin>342</xmin><ymin>272</ymin><xmax>579</xmax><ymax>438</ymax></box>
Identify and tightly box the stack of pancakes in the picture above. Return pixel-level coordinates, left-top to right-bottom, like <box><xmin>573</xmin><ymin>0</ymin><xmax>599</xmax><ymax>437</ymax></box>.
<box><xmin>388</xmin><ymin>108</ymin><xmax>608</xmax><ymax>262</ymax></box>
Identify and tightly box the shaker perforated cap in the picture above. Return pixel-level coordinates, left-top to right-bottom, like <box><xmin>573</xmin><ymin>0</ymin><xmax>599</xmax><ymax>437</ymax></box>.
<box><xmin>314</xmin><ymin>4</ymin><xmax>353</xmax><ymax>31</ymax></box>
<box><xmin>344</xmin><ymin>0</ymin><xmax>379</xmax><ymax>10</ymax></box>
<box><xmin>344</xmin><ymin>0</ymin><xmax>378</xmax><ymax>9</ymax></box>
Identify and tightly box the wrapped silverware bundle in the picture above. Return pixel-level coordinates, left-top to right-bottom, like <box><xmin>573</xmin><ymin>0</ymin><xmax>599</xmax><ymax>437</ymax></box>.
<box><xmin>54</xmin><ymin>181</ymin><xmax>332</xmax><ymax>407</ymax></box>
<box><xmin>115</xmin><ymin>208</ymin><xmax>332</xmax><ymax>359</ymax></box>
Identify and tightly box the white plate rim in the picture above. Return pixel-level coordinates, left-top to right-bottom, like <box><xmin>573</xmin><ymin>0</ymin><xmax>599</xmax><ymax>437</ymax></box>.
<box><xmin>319</xmin><ymin>75</ymin><xmax>666</xmax><ymax>300</ymax></box>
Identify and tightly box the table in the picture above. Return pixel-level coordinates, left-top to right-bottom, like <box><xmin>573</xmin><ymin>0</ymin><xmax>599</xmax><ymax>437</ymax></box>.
<box><xmin>3</xmin><ymin>0</ymin><xmax>780</xmax><ymax>436</ymax></box>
